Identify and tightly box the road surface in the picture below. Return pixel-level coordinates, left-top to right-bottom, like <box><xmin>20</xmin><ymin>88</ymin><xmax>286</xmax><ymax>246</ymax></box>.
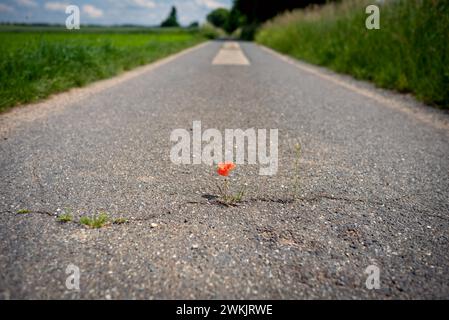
<box><xmin>0</xmin><ymin>41</ymin><xmax>448</xmax><ymax>299</ymax></box>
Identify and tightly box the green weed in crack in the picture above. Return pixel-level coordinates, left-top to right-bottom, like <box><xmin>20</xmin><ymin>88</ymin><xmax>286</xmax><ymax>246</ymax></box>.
<box><xmin>79</xmin><ymin>212</ymin><xmax>109</xmax><ymax>229</ymax></box>
<box><xmin>57</xmin><ymin>213</ymin><xmax>73</xmax><ymax>223</ymax></box>
<box><xmin>16</xmin><ymin>209</ymin><xmax>31</xmax><ymax>214</ymax></box>
<box><xmin>56</xmin><ymin>208</ymin><xmax>73</xmax><ymax>223</ymax></box>
<box><xmin>9</xmin><ymin>207</ymin><xmax>131</xmax><ymax>228</ymax></box>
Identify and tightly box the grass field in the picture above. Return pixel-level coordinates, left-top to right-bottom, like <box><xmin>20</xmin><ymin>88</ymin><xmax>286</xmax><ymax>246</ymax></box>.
<box><xmin>256</xmin><ymin>0</ymin><xmax>449</xmax><ymax>109</ymax></box>
<box><xmin>0</xmin><ymin>26</ymin><xmax>207</xmax><ymax>112</ymax></box>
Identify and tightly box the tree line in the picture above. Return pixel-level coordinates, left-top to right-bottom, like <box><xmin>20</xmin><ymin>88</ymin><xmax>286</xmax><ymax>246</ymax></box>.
<box><xmin>158</xmin><ymin>1</ymin><xmax>334</xmax><ymax>38</ymax></box>
<box><xmin>207</xmin><ymin>0</ymin><xmax>333</xmax><ymax>39</ymax></box>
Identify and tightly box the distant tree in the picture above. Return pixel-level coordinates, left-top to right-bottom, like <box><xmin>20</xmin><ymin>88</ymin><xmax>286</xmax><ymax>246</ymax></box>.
<box><xmin>229</xmin><ymin>0</ymin><xmax>334</xmax><ymax>39</ymax></box>
<box><xmin>224</xmin><ymin>7</ymin><xmax>242</xmax><ymax>34</ymax></box>
<box><xmin>160</xmin><ymin>6</ymin><xmax>180</xmax><ymax>27</ymax></box>
<box><xmin>206</xmin><ymin>8</ymin><xmax>230</xmax><ymax>29</ymax></box>
<box><xmin>188</xmin><ymin>21</ymin><xmax>199</xmax><ymax>28</ymax></box>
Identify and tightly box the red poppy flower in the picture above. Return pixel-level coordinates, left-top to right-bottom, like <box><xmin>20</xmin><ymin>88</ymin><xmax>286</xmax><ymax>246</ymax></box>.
<box><xmin>217</xmin><ymin>162</ymin><xmax>236</xmax><ymax>176</ymax></box>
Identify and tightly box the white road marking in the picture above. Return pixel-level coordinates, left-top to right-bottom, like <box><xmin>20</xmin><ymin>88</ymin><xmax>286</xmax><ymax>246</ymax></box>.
<box><xmin>212</xmin><ymin>41</ymin><xmax>250</xmax><ymax>65</ymax></box>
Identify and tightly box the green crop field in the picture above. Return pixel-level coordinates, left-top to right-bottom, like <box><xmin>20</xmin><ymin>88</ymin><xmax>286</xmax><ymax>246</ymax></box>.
<box><xmin>256</xmin><ymin>0</ymin><xmax>449</xmax><ymax>109</ymax></box>
<box><xmin>0</xmin><ymin>26</ymin><xmax>207</xmax><ymax>112</ymax></box>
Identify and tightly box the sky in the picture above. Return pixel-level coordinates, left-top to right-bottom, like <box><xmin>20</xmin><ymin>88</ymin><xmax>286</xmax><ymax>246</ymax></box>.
<box><xmin>0</xmin><ymin>0</ymin><xmax>232</xmax><ymax>26</ymax></box>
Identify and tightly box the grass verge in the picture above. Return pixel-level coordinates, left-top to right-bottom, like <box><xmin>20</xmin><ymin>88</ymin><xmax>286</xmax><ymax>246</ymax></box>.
<box><xmin>0</xmin><ymin>26</ymin><xmax>207</xmax><ymax>112</ymax></box>
<box><xmin>256</xmin><ymin>0</ymin><xmax>449</xmax><ymax>108</ymax></box>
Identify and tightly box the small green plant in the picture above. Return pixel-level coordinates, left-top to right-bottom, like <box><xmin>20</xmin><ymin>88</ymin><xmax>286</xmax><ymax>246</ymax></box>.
<box><xmin>79</xmin><ymin>212</ymin><xmax>109</xmax><ymax>228</ymax></box>
<box><xmin>16</xmin><ymin>209</ymin><xmax>31</xmax><ymax>214</ymax></box>
<box><xmin>233</xmin><ymin>186</ymin><xmax>246</xmax><ymax>203</ymax></box>
<box><xmin>112</xmin><ymin>218</ymin><xmax>128</xmax><ymax>225</ymax></box>
<box><xmin>57</xmin><ymin>213</ymin><xmax>73</xmax><ymax>223</ymax></box>
<box><xmin>217</xmin><ymin>181</ymin><xmax>246</xmax><ymax>205</ymax></box>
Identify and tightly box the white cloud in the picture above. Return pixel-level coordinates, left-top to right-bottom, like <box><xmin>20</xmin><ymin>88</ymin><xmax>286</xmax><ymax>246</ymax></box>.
<box><xmin>195</xmin><ymin>0</ymin><xmax>224</xmax><ymax>9</ymax></box>
<box><xmin>133</xmin><ymin>0</ymin><xmax>156</xmax><ymax>9</ymax></box>
<box><xmin>44</xmin><ymin>2</ymin><xmax>69</xmax><ymax>12</ymax></box>
<box><xmin>0</xmin><ymin>4</ymin><xmax>14</xmax><ymax>13</ymax></box>
<box><xmin>83</xmin><ymin>4</ymin><xmax>103</xmax><ymax>18</ymax></box>
<box><xmin>16</xmin><ymin>0</ymin><xmax>38</xmax><ymax>8</ymax></box>
<box><xmin>0</xmin><ymin>0</ymin><xmax>232</xmax><ymax>25</ymax></box>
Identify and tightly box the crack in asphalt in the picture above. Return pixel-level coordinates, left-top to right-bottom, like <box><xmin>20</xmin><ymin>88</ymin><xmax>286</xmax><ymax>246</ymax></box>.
<box><xmin>188</xmin><ymin>192</ymin><xmax>407</xmax><ymax>207</ymax></box>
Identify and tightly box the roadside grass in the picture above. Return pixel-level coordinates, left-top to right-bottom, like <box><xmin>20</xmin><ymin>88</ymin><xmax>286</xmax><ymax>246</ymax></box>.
<box><xmin>256</xmin><ymin>0</ymin><xmax>449</xmax><ymax>108</ymax></box>
<box><xmin>0</xmin><ymin>26</ymin><xmax>207</xmax><ymax>112</ymax></box>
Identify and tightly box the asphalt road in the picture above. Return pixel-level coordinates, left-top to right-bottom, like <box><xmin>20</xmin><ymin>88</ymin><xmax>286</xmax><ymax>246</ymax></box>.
<box><xmin>1</xmin><ymin>41</ymin><xmax>448</xmax><ymax>299</ymax></box>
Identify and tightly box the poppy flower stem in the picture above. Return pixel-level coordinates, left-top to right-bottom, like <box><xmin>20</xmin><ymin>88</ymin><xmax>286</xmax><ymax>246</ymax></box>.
<box><xmin>224</xmin><ymin>177</ymin><xmax>229</xmax><ymax>196</ymax></box>
<box><xmin>215</xmin><ymin>162</ymin><xmax>244</xmax><ymax>205</ymax></box>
